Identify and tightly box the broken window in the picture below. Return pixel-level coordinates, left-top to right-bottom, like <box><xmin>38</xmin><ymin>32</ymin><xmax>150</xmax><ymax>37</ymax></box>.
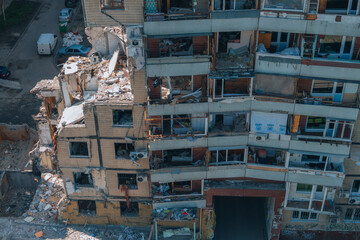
<box><xmin>306</xmin><ymin>116</ymin><xmax>326</xmax><ymax>131</ymax></box>
<box><xmin>101</xmin><ymin>0</ymin><xmax>124</xmax><ymax>9</ymax></box>
<box><xmin>209</xmin><ymin>113</ymin><xmax>247</xmax><ymax>132</ymax></box>
<box><xmin>317</xmin><ymin>36</ymin><xmax>354</xmax><ymax>60</ymax></box>
<box><xmin>115</xmin><ymin>143</ymin><xmax>135</xmax><ymax>159</ymax></box>
<box><xmin>69</xmin><ymin>142</ymin><xmax>89</xmax><ymax>157</ymax></box>
<box><xmin>214</xmin><ymin>0</ymin><xmax>255</xmax><ymax>10</ymax></box>
<box><xmin>173</xmin><ymin>114</ymin><xmax>192</xmax><ymax>134</ymax></box>
<box><xmin>296</xmin><ymin>184</ymin><xmax>313</xmax><ymax>192</ymax></box>
<box><xmin>213</xmin><ymin>78</ymin><xmax>249</xmax><ymax>98</ymax></box>
<box><xmin>78</xmin><ymin>200</ymin><xmax>96</xmax><ymax>215</ymax></box>
<box><xmin>113</xmin><ymin>110</ymin><xmax>133</xmax><ymax>127</ymax></box>
<box><xmin>210</xmin><ymin>148</ymin><xmax>245</xmax><ymax>165</ymax></box>
<box><xmin>120</xmin><ymin>202</ymin><xmax>139</xmax><ymax>217</ymax></box>
<box><xmin>73</xmin><ymin>172</ymin><xmax>93</xmax><ymax>187</ymax></box>
<box><xmin>160</xmin><ymin>37</ymin><xmax>193</xmax><ymax>57</ymax></box>
<box><xmin>351</xmin><ymin>180</ymin><xmax>360</xmax><ymax>193</ymax></box>
<box><xmin>118</xmin><ymin>173</ymin><xmax>138</xmax><ymax>189</ymax></box>
<box><xmin>163</xmin><ymin>149</ymin><xmax>192</xmax><ymax>166</ymax></box>
<box><xmin>292</xmin><ymin>211</ymin><xmax>318</xmax><ymax>221</ymax></box>
<box><xmin>173</xmin><ymin>181</ymin><xmax>192</xmax><ymax>192</ymax></box>
<box><xmin>263</xmin><ymin>0</ymin><xmax>305</xmax><ymax>11</ymax></box>
<box><xmin>326</xmin><ymin>0</ymin><xmax>352</xmax><ymax>13</ymax></box>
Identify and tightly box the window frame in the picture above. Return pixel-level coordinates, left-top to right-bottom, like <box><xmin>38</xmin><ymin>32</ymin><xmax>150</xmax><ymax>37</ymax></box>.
<box><xmin>351</xmin><ymin>180</ymin><xmax>360</xmax><ymax>194</ymax></box>
<box><xmin>73</xmin><ymin>172</ymin><xmax>94</xmax><ymax>188</ymax></box>
<box><xmin>296</xmin><ymin>183</ymin><xmax>313</xmax><ymax>193</ymax></box>
<box><xmin>101</xmin><ymin>0</ymin><xmax>125</xmax><ymax>10</ymax></box>
<box><xmin>291</xmin><ymin>210</ymin><xmax>318</xmax><ymax>222</ymax></box>
<box><xmin>68</xmin><ymin>141</ymin><xmax>89</xmax><ymax>158</ymax></box>
<box><xmin>344</xmin><ymin>208</ymin><xmax>360</xmax><ymax>223</ymax></box>
<box><xmin>262</xmin><ymin>0</ymin><xmax>306</xmax><ymax>12</ymax></box>
<box><xmin>78</xmin><ymin>200</ymin><xmax>97</xmax><ymax>215</ymax></box>
<box><xmin>112</xmin><ymin>109</ymin><xmax>133</xmax><ymax>127</ymax></box>
<box><xmin>317</xmin><ymin>36</ymin><xmax>355</xmax><ymax>59</ymax></box>
<box><xmin>117</xmin><ymin>173</ymin><xmax>138</xmax><ymax>190</ymax></box>
<box><xmin>305</xmin><ymin>116</ymin><xmax>327</xmax><ymax>133</ymax></box>
<box><xmin>114</xmin><ymin>142</ymin><xmax>135</xmax><ymax>159</ymax></box>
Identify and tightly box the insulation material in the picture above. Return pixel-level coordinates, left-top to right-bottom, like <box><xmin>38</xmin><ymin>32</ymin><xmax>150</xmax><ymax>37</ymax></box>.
<box><xmin>58</xmin><ymin>103</ymin><xmax>84</xmax><ymax>127</ymax></box>
<box><xmin>251</xmin><ymin>111</ymin><xmax>288</xmax><ymax>135</ymax></box>
<box><xmin>254</xmin><ymin>74</ymin><xmax>295</xmax><ymax>97</ymax></box>
<box><xmin>62</xmin><ymin>32</ymin><xmax>83</xmax><ymax>47</ymax></box>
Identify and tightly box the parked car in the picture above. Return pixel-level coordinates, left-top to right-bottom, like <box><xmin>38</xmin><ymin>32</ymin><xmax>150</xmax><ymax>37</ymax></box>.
<box><xmin>58</xmin><ymin>45</ymin><xmax>91</xmax><ymax>57</ymax></box>
<box><xmin>0</xmin><ymin>66</ymin><xmax>10</xmax><ymax>79</ymax></box>
<box><xmin>65</xmin><ymin>0</ymin><xmax>77</xmax><ymax>8</ymax></box>
<box><xmin>59</xmin><ymin>8</ymin><xmax>73</xmax><ymax>23</ymax></box>
<box><xmin>37</xmin><ymin>33</ymin><xmax>58</xmax><ymax>55</ymax></box>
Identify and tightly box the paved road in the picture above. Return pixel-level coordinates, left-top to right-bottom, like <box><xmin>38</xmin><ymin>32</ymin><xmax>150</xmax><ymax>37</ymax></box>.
<box><xmin>214</xmin><ymin>196</ymin><xmax>268</xmax><ymax>240</ymax></box>
<box><xmin>0</xmin><ymin>0</ymin><xmax>66</xmax><ymax>126</ymax></box>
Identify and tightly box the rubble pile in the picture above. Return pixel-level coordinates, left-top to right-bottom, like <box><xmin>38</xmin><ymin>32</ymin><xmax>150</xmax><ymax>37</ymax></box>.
<box><xmin>62</xmin><ymin>54</ymin><xmax>134</xmax><ymax>104</ymax></box>
<box><xmin>117</xmin><ymin>226</ymin><xmax>145</xmax><ymax>240</ymax></box>
<box><xmin>24</xmin><ymin>172</ymin><xmax>66</xmax><ymax>223</ymax></box>
<box><xmin>0</xmin><ymin>140</ymin><xmax>32</xmax><ymax>170</ymax></box>
<box><xmin>154</xmin><ymin>208</ymin><xmax>197</xmax><ymax>221</ymax></box>
<box><xmin>62</xmin><ymin>32</ymin><xmax>83</xmax><ymax>47</ymax></box>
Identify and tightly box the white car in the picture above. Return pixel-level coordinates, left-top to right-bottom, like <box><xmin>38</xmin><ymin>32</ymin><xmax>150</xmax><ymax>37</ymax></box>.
<box><xmin>59</xmin><ymin>8</ymin><xmax>73</xmax><ymax>23</ymax></box>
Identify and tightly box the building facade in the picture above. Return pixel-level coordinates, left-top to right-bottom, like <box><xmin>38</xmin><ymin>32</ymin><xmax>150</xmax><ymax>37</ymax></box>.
<box><xmin>32</xmin><ymin>0</ymin><xmax>360</xmax><ymax>239</ymax></box>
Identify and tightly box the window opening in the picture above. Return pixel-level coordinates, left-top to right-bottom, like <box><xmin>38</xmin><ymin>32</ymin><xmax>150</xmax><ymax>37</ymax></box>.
<box><xmin>78</xmin><ymin>200</ymin><xmax>96</xmax><ymax>215</ymax></box>
<box><xmin>118</xmin><ymin>174</ymin><xmax>138</xmax><ymax>189</ymax></box>
<box><xmin>69</xmin><ymin>142</ymin><xmax>89</xmax><ymax>157</ymax></box>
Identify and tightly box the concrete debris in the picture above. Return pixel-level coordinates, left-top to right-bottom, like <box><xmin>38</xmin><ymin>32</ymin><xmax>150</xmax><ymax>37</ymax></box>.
<box><xmin>24</xmin><ymin>216</ymin><xmax>34</xmax><ymax>222</ymax></box>
<box><xmin>24</xmin><ymin>172</ymin><xmax>66</xmax><ymax>224</ymax></box>
<box><xmin>155</xmin><ymin>208</ymin><xmax>196</xmax><ymax>221</ymax></box>
<box><xmin>62</xmin><ymin>32</ymin><xmax>83</xmax><ymax>47</ymax></box>
<box><xmin>163</xmin><ymin>227</ymin><xmax>191</xmax><ymax>238</ymax></box>
<box><xmin>58</xmin><ymin>103</ymin><xmax>85</xmax><ymax>127</ymax></box>
<box><xmin>118</xmin><ymin>226</ymin><xmax>145</xmax><ymax>240</ymax></box>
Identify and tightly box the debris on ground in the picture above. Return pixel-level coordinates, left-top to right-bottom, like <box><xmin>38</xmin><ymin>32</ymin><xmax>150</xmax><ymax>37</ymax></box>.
<box><xmin>62</xmin><ymin>32</ymin><xmax>83</xmax><ymax>47</ymax></box>
<box><xmin>118</xmin><ymin>226</ymin><xmax>145</xmax><ymax>240</ymax></box>
<box><xmin>23</xmin><ymin>172</ymin><xmax>66</xmax><ymax>224</ymax></box>
<box><xmin>163</xmin><ymin>227</ymin><xmax>191</xmax><ymax>238</ymax></box>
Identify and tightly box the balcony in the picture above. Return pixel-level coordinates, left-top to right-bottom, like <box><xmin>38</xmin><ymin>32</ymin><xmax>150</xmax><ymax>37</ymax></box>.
<box><xmin>285</xmin><ymin>183</ymin><xmax>337</xmax><ymax>214</ymax></box>
<box><xmin>255</xmin><ymin>52</ymin><xmax>360</xmax><ymax>81</ymax></box>
<box><xmin>259</xmin><ymin>12</ymin><xmax>360</xmax><ymax>37</ymax></box>
<box><xmin>146</xmin><ymin>36</ymin><xmax>211</xmax><ymax>77</ymax></box>
<box><xmin>152</xmin><ymin>180</ymin><xmax>205</xmax><ymax>208</ymax></box>
<box><xmin>144</xmin><ymin>0</ymin><xmax>211</xmax><ymax>36</ymax></box>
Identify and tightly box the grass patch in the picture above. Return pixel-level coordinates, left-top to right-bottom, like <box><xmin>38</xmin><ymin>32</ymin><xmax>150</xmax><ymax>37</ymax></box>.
<box><xmin>0</xmin><ymin>1</ymin><xmax>37</xmax><ymax>31</ymax></box>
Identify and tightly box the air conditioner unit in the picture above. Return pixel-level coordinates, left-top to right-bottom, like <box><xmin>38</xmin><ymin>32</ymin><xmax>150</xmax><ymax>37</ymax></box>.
<box><xmin>137</xmin><ymin>173</ymin><xmax>148</xmax><ymax>183</ymax></box>
<box><xmin>348</xmin><ymin>198</ymin><xmax>360</xmax><ymax>205</ymax></box>
<box><xmin>130</xmin><ymin>151</ymin><xmax>148</xmax><ymax>161</ymax></box>
<box><xmin>255</xmin><ymin>135</ymin><xmax>266</xmax><ymax>141</ymax></box>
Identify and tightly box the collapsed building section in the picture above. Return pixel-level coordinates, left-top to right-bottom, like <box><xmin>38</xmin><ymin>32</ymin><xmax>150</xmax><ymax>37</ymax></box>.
<box><xmin>29</xmin><ymin>0</ymin><xmax>360</xmax><ymax>239</ymax></box>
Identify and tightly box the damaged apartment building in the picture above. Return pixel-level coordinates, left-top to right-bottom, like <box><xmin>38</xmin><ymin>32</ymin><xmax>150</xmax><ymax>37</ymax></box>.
<box><xmin>31</xmin><ymin>0</ymin><xmax>360</xmax><ymax>239</ymax></box>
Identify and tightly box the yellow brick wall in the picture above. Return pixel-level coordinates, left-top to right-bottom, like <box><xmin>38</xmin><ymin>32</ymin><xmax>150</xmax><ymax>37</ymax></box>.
<box><xmin>61</xmin><ymin>200</ymin><xmax>152</xmax><ymax>226</ymax></box>
<box><xmin>84</xmin><ymin>0</ymin><xmax>144</xmax><ymax>27</ymax></box>
<box><xmin>96</xmin><ymin>105</ymin><xmax>146</xmax><ymax>139</ymax></box>
<box><xmin>62</xmin><ymin>167</ymin><xmax>107</xmax><ymax>198</ymax></box>
<box><xmin>106</xmin><ymin>170</ymin><xmax>151</xmax><ymax>197</ymax></box>
<box><xmin>100</xmin><ymin>139</ymin><xmax>150</xmax><ymax>169</ymax></box>
<box><xmin>57</xmin><ymin>138</ymin><xmax>100</xmax><ymax>167</ymax></box>
<box><xmin>59</xmin><ymin>104</ymin><xmax>96</xmax><ymax>138</ymax></box>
